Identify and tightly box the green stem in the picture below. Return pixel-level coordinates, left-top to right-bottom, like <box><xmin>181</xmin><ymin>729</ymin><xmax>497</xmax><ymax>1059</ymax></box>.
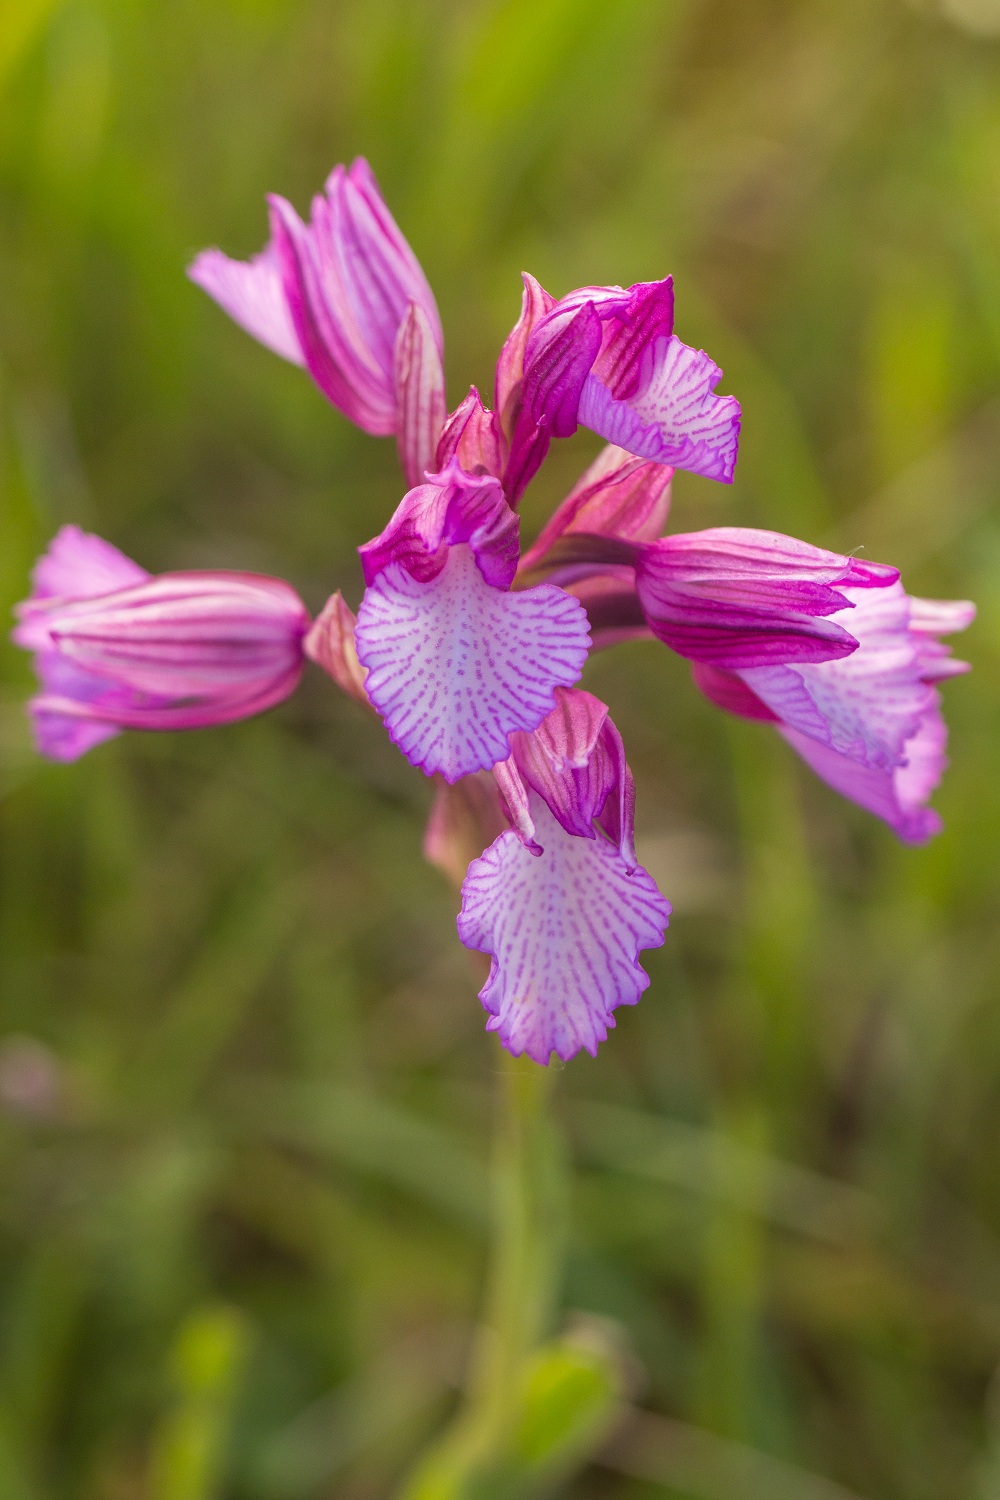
<box><xmin>397</xmin><ymin>1050</ymin><xmax>567</xmax><ymax>1500</ymax></box>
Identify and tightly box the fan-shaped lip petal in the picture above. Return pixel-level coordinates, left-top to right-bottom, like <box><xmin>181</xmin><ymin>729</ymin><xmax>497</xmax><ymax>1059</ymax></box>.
<box><xmin>354</xmin><ymin>545</ymin><xmax>591</xmax><ymax>782</ymax></box>
<box><xmin>578</xmin><ymin>336</ymin><xmax>740</xmax><ymax>483</ymax></box>
<box><xmin>690</xmin><ymin>580</ymin><xmax>972</xmax><ymax>842</ymax></box>
<box><xmin>909</xmin><ymin>596</ymin><xmax>976</xmax><ymax>635</ymax></box>
<box><xmin>187</xmin><ymin>243</ymin><xmax>305</xmax><ymax>366</ymax></box>
<box><xmin>358</xmin><ymin>461</ymin><xmax>520</xmax><ymax>591</ymax></box>
<box><xmin>457</xmin><ymin>795</ymin><xmax>670</xmax><ymax>1064</ymax></box>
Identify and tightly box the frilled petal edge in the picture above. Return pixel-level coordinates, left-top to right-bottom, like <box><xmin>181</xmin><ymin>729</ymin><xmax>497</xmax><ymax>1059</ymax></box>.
<box><xmin>354</xmin><ymin>546</ymin><xmax>591</xmax><ymax>782</ymax></box>
<box><xmin>458</xmin><ymin>797</ymin><xmax>670</xmax><ymax>1063</ymax></box>
<box><xmin>578</xmin><ymin>335</ymin><xmax>740</xmax><ymax>483</ymax></box>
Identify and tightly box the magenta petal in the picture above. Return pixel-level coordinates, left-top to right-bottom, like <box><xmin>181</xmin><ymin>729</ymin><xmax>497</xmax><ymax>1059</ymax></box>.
<box><xmin>394</xmin><ymin>302</ymin><xmax>447</xmax><ymax>486</ymax></box>
<box><xmin>304</xmin><ymin>591</ymin><xmax>370</xmax><ymax>707</ymax></box>
<box><xmin>578</xmin><ymin>335</ymin><xmax>740</xmax><ymax>483</ymax></box>
<box><xmin>264</xmin><ymin>159</ymin><xmax>442</xmax><ymax>438</ymax></box>
<box><xmin>521</xmin><ymin>446</ymin><xmax>672</xmax><ymax>576</ymax></box>
<box><xmin>690</xmin><ymin>662</ymin><xmax>778</xmax><ymax>723</ymax></box>
<box><xmin>359</xmin><ymin>464</ymin><xmax>520</xmax><ymax>591</ymax></box>
<box><xmin>780</xmin><ymin>719</ymin><xmax>945</xmax><ymax>845</ymax></box>
<box><xmin>522</xmin><ymin>300</ymin><xmax>604</xmax><ymax>441</ymax></box>
<box><xmin>739</xmin><ymin>582</ymin><xmax>942</xmax><ymax>771</ymax></box>
<box><xmin>503</xmin><ymin>298</ymin><xmax>605</xmax><ymax>506</ymax></box>
<box><xmin>269</xmin><ymin>193</ymin><xmax>394</xmax><ymax>433</ymax></box>
<box><xmin>591</xmin><ymin>279</ymin><xmax>675</xmax><ymax>401</ymax></box>
<box><xmin>354</xmin><ymin>545</ymin><xmax>591</xmax><ymax>782</ymax></box>
<box><xmin>508</xmin><ymin>687</ymin><xmax>637</xmax><ymax>866</ymax></box>
<box><xmin>495</xmin><ymin>272</ymin><xmax>556</xmax><ymax>441</ymax></box>
<box><xmin>436</xmin><ymin>388</ymin><xmax>504</xmax><ymax>479</ymax></box>
<box><xmin>188</xmin><ymin>244</ymin><xmax>305</xmax><ymax>366</ymax></box>
<box><xmin>458</xmin><ymin>796</ymin><xmax>670</xmax><ymax>1063</ymax></box>
<box><xmin>333</xmin><ymin>159</ymin><xmax>443</xmax><ymax>366</ymax></box>
<box><xmin>634</xmin><ymin>529</ymin><xmax>868</xmax><ymax>669</ymax></box>
<box><xmin>31</xmin><ymin>706</ymin><xmax>121</xmax><ymax>762</ymax></box>
<box><xmin>35</xmin><ymin>573</ymin><xmax>307</xmax><ymax>699</ymax></box>
<box><xmin>30</xmin><ymin>525</ymin><xmax>149</xmax><ymax>603</ymax></box>
<box><xmin>27</xmin><ymin>652</ymin><xmax>129</xmax><ymax>760</ymax></box>
<box><xmin>14</xmin><ymin>566</ymin><xmax>309</xmax><ymax>752</ymax></box>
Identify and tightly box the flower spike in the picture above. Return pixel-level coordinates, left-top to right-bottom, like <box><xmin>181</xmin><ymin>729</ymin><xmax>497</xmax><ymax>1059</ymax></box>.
<box><xmin>13</xmin><ymin>526</ymin><xmax>309</xmax><ymax>761</ymax></box>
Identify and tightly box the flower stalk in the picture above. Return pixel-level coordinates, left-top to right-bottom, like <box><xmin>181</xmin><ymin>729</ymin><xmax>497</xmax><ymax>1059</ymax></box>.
<box><xmin>398</xmin><ymin>1050</ymin><xmax>568</xmax><ymax>1500</ymax></box>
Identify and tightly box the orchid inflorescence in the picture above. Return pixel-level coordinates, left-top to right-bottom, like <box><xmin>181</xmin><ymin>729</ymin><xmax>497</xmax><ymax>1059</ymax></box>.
<box><xmin>13</xmin><ymin>159</ymin><xmax>975</xmax><ymax>1065</ymax></box>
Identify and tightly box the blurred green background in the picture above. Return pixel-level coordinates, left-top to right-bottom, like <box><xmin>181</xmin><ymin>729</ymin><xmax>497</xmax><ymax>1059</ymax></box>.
<box><xmin>2</xmin><ymin>0</ymin><xmax>1000</xmax><ymax>1495</ymax></box>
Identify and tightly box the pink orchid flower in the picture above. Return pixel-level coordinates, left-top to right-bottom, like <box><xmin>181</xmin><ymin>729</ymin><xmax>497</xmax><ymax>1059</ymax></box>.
<box><xmin>498</xmin><ymin>275</ymin><xmax>741</xmax><ymax>501</ymax></box>
<box><xmin>691</xmin><ymin>585</ymin><xmax>975</xmax><ymax>843</ymax></box>
<box><xmin>13</xmin><ymin>526</ymin><xmax>309</xmax><ymax>761</ymax></box>
<box><xmin>12</xmin><ymin>159</ymin><xmax>976</xmax><ymax>1063</ymax></box>
<box><xmin>353</xmin><ymin>461</ymin><xmax>591</xmax><ymax>782</ymax></box>
<box><xmin>519</xmin><ymin>444</ymin><xmax>898</xmax><ymax>669</ymax></box>
<box><xmin>189</xmin><ymin>158</ymin><xmax>445</xmax><ymax>484</ymax></box>
<box><xmin>457</xmin><ymin>687</ymin><xmax>671</xmax><ymax>1063</ymax></box>
<box><xmin>520</xmin><ymin>445</ymin><xmax>974</xmax><ymax>843</ymax></box>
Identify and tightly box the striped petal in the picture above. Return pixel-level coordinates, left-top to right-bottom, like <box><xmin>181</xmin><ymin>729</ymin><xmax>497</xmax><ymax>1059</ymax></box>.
<box><xmin>458</xmin><ymin>796</ymin><xmax>670</xmax><ymax>1063</ymax></box>
<box><xmin>740</xmin><ymin>581</ymin><xmax>949</xmax><ymax>771</ymax></box>
<box><xmin>393</xmin><ymin>301</ymin><xmax>447</xmax><ymax>486</ymax></box>
<box><xmin>578</xmin><ymin>335</ymin><xmax>740</xmax><ymax>483</ymax></box>
<box><xmin>188</xmin><ymin>243</ymin><xmax>305</xmax><ymax>366</ymax></box>
<box><xmin>354</xmin><ymin>544</ymin><xmax>590</xmax><ymax>782</ymax></box>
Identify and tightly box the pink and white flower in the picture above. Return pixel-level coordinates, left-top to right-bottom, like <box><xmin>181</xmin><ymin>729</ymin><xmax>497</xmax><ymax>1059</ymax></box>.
<box><xmin>354</xmin><ymin>462</ymin><xmax>591</xmax><ymax>782</ymax></box>
<box><xmin>503</xmin><ymin>277</ymin><xmax>741</xmax><ymax>500</ymax></box>
<box><xmin>692</xmin><ymin>584</ymin><xmax>975</xmax><ymax>843</ymax></box>
<box><xmin>11</xmin><ymin>160</ymin><xmax>975</xmax><ymax>1063</ymax></box>
<box><xmin>458</xmin><ymin>688</ymin><xmax>671</xmax><ymax>1063</ymax></box>
<box><xmin>189</xmin><ymin>158</ymin><xmax>445</xmax><ymax>483</ymax></box>
<box><xmin>520</xmin><ymin>449</ymin><xmax>897</xmax><ymax>672</ymax></box>
<box><xmin>13</xmin><ymin>526</ymin><xmax>309</xmax><ymax>761</ymax></box>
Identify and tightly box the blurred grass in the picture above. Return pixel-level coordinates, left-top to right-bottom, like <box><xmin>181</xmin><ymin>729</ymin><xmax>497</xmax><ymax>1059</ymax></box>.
<box><xmin>1</xmin><ymin>0</ymin><xmax>1000</xmax><ymax>1496</ymax></box>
